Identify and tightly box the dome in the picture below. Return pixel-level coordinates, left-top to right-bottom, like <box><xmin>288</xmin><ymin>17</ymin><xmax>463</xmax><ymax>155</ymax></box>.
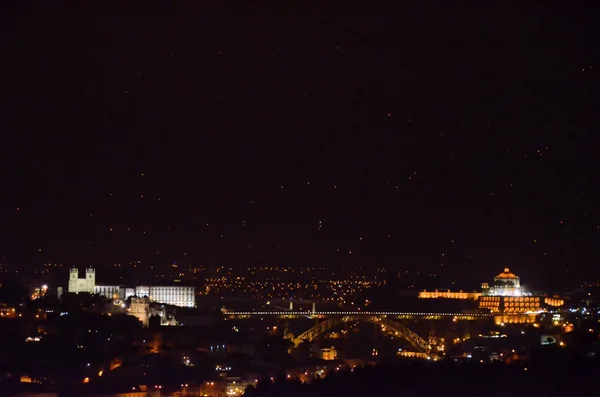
<box><xmin>495</xmin><ymin>267</ymin><xmax>518</xmax><ymax>279</ymax></box>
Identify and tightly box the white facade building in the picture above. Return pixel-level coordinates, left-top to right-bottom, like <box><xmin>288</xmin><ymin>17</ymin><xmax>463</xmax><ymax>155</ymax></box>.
<box><xmin>68</xmin><ymin>268</ymin><xmax>95</xmax><ymax>294</ymax></box>
<box><xmin>94</xmin><ymin>285</ymin><xmax>121</xmax><ymax>299</ymax></box>
<box><xmin>125</xmin><ymin>288</ymin><xmax>136</xmax><ymax>299</ymax></box>
<box><xmin>148</xmin><ymin>286</ymin><xmax>195</xmax><ymax>308</ymax></box>
<box><xmin>133</xmin><ymin>285</ymin><xmax>194</xmax><ymax>307</ymax></box>
<box><xmin>135</xmin><ymin>286</ymin><xmax>150</xmax><ymax>298</ymax></box>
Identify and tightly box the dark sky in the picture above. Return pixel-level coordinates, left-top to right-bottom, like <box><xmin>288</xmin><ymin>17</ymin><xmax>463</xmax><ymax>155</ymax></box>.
<box><xmin>1</xmin><ymin>2</ymin><xmax>599</xmax><ymax>288</ymax></box>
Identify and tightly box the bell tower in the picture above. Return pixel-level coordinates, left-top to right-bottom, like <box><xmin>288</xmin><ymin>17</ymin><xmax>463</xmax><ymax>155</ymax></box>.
<box><xmin>68</xmin><ymin>268</ymin><xmax>79</xmax><ymax>293</ymax></box>
<box><xmin>86</xmin><ymin>268</ymin><xmax>96</xmax><ymax>293</ymax></box>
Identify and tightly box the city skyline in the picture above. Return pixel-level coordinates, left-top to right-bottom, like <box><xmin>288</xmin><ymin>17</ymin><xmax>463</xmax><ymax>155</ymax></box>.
<box><xmin>2</xmin><ymin>3</ymin><xmax>600</xmax><ymax>289</ymax></box>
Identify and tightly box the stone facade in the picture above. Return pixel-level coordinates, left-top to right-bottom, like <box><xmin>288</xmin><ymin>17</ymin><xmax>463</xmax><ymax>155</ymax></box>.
<box><xmin>68</xmin><ymin>267</ymin><xmax>95</xmax><ymax>294</ymax></box>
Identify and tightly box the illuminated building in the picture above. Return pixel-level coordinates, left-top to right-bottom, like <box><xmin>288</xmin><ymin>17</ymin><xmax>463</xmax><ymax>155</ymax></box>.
<box><xmin>94</xmin><ymin>285</ymin><xmax>121</xmax><ymax>299</ymax></box>
<box><xmin>20</xmin><ymin>375</ymin><xmax>42</xmax><ymax>384</ymax></box>
<box><xmin>397</xmin><ymin>351</ymin><xmax>428</xmax><ymax>359</ymax></box>
<box><xmin>479</xmin><ymin>268</ymin><xmax>565</xmax><ymax>325</ymax></box>
<box><xmin>65</xmin><ymin>270</ymin><xmax>194</xmax><ymax>307</ymax></box>
<box><xmin>129</xmin><ymin>297</ymin><xmax>150</xmax><ymax>327</ymax></box>
<box><xmin>224</xmin><ymin>378</ymin><xmax>252</xmax><ymax>397</ymax></box>
<box><xmin>419</xmin><ymin>290</ymin><xmax>481</xmax><ymax>300</ymax></box>
<box><xmin>320</xmin><ymin>346</ymin><xmax>338</xmax><ymax>360</ymax></box>
<box><xmin>94</xmin><ymin>285</ymin><xmax>136</xmax><ymax>300</ymax></box>
<box><xmin>149</xmin><ymin>285</ymin><xmax>194</xmax><ymax>307</ymax></box>
<box><xmin>136</xmin><ymin>285</ymin><xmax>195</xmax><ymax>308</ymax></box>
<box><xmin>30</xmin><ymin>284</ymin><xmax>48</xmax><ymax>300</ymax></box>
<box><xmin>68</xmin><ymin>267</ymin><xmax>95</xmax><ymax>294</ymax></box>
<box><xmin>135</xmin><ymin>285</ymin><xmax>150</xmax><ymax>297</ymax></box>
<box><xmin>149</xmin><ymin>306</ymin><xmax>178</xmax><ymax>326</ymax></box>
<box><xmin>481</xmin><ymin>268</ymin><xmax>526</xmax><ymax>297</ymax></box>
<box><xmin>0</xmin><ymin>304</ymin><xmax>17</xmax><ymax>318</ymax></box>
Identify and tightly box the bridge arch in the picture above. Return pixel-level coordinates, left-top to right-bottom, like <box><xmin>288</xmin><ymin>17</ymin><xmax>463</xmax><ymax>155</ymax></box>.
<box><xmin>288</xmin><ymin>315</ymin><xmax>431</xmax><ymax>353</ymax></box>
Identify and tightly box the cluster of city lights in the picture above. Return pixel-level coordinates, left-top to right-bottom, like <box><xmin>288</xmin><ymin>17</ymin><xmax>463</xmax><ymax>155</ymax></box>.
<box><xmin>200</xmin><ymin>274</ymin><xmax>383</xmax><ymax>302</ymax></box>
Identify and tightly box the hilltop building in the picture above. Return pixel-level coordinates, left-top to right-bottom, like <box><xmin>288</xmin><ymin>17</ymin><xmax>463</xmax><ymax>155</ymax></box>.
<box><xmin>418</xmin><ymin>290</ymin><xmax>481</xmax><ymax>300</ymax></box>
<box><xmin>67</xmin><ymin>267</ymin><xmax>95</xmax><ymax>294</ymax></box>
<box><xmin>419</xmin><ymin>267</ymin><xmax>565</xmax><ymax>325</ymax></box>
<box><xmin>481</xmin><ymin>268</ymin><xmax>525</xmax><ymax>297</ymax></box>
<box><xmin>479</xmin><ymin>268</ymin><xmax>564</xmax><ymax>324</ymax></box>
<box><xmin>66</xmin><ymin>267</ymin><xmax>195</xmax><ymax>308</ymax></box>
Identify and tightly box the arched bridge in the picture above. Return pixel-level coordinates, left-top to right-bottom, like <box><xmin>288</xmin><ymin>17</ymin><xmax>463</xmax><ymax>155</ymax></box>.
<box><xmin>286</xmin><ymin>315</ymin><xmax>431</xmax><ymax>353</ymax></box>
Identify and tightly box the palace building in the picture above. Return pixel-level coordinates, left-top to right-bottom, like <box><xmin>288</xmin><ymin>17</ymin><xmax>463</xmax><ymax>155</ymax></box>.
<box><xmin>481</xmin><ymin>267</ymin><xmax>524</xmax><ymax>296</ymax></box>
<box><xmin>419</xmin><ymin>267</ymin><xmax>565</xmax><ymax>325</ymax></box>
<box><xmin>418</xmin><ymin>290</ymin><xmax>481</xmax><ymax>300</ymax></box>
<box><xmin>478</xmin><ymin>268</ymin><xmax>564</xmax><ymax>324</ymax></box>
<box><xmin>135</xmin><ymin>285</ymin><xmax>195</xmax><ymax>308</ymax></box>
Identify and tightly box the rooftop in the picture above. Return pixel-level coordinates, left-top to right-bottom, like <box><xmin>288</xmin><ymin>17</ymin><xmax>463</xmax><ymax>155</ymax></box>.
<box><xmin>495</xmin><ymin>268</ymin><xmax>519</xmax><ymax>279</ymax></box>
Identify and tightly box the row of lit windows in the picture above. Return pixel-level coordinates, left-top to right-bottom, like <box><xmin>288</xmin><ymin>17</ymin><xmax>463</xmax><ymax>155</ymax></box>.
<box><xmin>504</xmin><ymin>307</ymin><xmax>535</xmax><ymax>313</ymax></box>
<box><xmin>480</xmin><ymin>301</ymin><xmax>500</xmax><ymax>306</ymax></box>
<box><xmin>505</xmin><ymin>302</ymin><xmax>539</xmax><ymax>306</ymax></box>
<box><xmin>493</xmin><ymin>315</ymin><xmax>536</xmax><ymax>325</ymax></box>
<box><xmin>481</xmin><ymin>296</ymin><xmax>541</xmax><ymax>302</ymax></box>
<box><xmin>148</xmin><ymin>293</ymin><xmax>194</xmax><ymax>300</ymax></box>
<box><xmin>504</xmin><ymin>297</ymin><xmax>540</xmax><ymax>302</ymax></box>
<box><xmin>544</xmin><ymin>298</ymin><xmax>564</xmax><ymax>307</ymax></box>
<box><xmin>150</xmin><ymin>290</ymin><xmax>193</xmax><ymax>294</ymax></box>
<box><xmin>418</xmin><ymin>291</ymin><xmax>481</xmax><ymax>299</ymax></box>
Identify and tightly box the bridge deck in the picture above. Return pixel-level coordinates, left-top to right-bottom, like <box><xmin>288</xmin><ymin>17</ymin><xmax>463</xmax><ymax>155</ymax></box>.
<box><xmin>224</xmin><ymin>311</ymin><xmax>491</xmax><ymax>317</ymax></box>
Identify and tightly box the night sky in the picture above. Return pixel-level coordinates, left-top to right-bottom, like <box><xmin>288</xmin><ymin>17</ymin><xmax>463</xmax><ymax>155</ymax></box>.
<box><xmin>1</xmin><ymin>3</ymin><xmax>599</xmax><ymax>288</ymax></box>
